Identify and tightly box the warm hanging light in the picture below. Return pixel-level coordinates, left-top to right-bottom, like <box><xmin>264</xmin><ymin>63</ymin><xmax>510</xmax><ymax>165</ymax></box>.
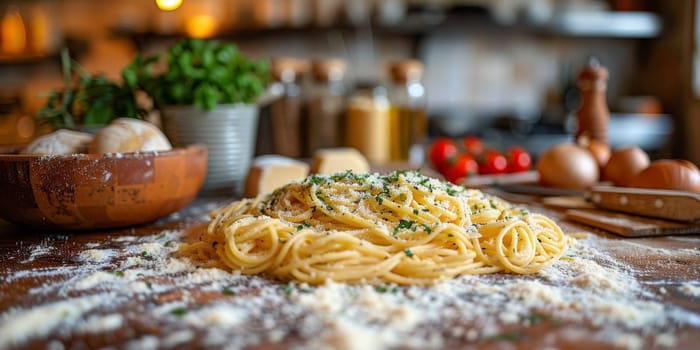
<box><xmin>1</xmin><ymin>6</ymin><xmax>26</xmax><ymax>54</ymax></box>
<box><xmin>30</xmin><ymin>4</ymin><xmax>50</xmax><ymax>53</ymax></box>
<box><xmin>155</xmin><ymin>0</ymin><xmax>183</xmax><ymax>11</ymax></box>
<box><xmin>185</xmin><ymin>14</ymin><xmax>217</xmax><ymax>38</ymax></box>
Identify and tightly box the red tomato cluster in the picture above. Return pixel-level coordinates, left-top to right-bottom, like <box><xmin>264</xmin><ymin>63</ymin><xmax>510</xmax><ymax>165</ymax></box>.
<box><xmin>428</xmin><ymin>136</ymin><xmax>532</xmax><ymax>184</ymax></box>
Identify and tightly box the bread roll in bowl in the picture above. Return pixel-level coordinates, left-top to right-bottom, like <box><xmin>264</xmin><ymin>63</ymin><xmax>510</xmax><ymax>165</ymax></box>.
<box><xmin>22</xmin><ymin>129</ymin><xmax>94</xmax><ymax>155</ymax></box>
<box><xmin>90</xmin><ymin>118</ymin><xmax>172</xmax><ymax>154</ymax></box>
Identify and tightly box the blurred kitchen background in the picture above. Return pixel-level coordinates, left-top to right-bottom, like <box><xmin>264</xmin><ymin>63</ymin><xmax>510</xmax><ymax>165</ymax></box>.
<box><xmin>0</xmin><ymin>0</ymin><xmax>698</xmax><ymax>165</ymax></box>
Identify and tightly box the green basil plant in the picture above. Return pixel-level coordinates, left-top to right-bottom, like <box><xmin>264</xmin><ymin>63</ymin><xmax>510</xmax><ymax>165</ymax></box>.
<box><xmin>123</xmin><ymin>38</ymin><xmax>271</xmax><ymax>111</ymax></box>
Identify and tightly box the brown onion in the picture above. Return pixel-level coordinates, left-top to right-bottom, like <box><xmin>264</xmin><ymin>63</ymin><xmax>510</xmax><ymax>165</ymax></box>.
<box><xmin>537</xmin><ymin>143</ymin><xmax>599</xmax><ymax>189</ymax></box>
<box><xmin>602</xmin><ymin>146</ymin><xmax>650</xmax><ymax>186</ymax></box>
<box><xmin>628</xmin><ymin>159</ymin><xmax>700</xmax><ymax>192</ymax></box>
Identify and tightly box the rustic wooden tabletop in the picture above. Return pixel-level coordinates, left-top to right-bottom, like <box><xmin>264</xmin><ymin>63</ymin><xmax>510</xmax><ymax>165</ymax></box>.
<box><xmin>1</xmin><ymin>193</ymin><xmax>698</xmax><ymax>350</ymax></box>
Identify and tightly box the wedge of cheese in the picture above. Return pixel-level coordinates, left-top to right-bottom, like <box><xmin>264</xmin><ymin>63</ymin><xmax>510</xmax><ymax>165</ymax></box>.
<box><xmin>244</xmin><ymin>155</ymin><xmax>310</xmax><ymax>198</ymax></box>
<box><xmin>311</xmin><ymin>148</ymin><xmax>370</xmax><ymax>175</ymax></box>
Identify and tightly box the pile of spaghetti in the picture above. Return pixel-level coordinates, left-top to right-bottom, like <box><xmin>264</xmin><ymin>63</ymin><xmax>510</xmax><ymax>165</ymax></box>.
<box><xmin>183</xmin><ymin>170</ymin><xmax>570</xmax><ymax>285</ymax></box>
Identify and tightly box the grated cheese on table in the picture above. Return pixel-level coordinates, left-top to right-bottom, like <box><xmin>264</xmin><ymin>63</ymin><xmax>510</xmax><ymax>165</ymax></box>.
<box><xmin>77</xmin><ymin>313</ymin><xmax>124</xmax><ymax>333</ymax></box>
<box><xmin>679</xmin><ymin>283</ymin><xmax>700</xmax><ymax>297</ymax></box>
<box><xmin>0</xmin><ymin>228</ymin><xmax>698</xmax><ymax>350</ymax></box>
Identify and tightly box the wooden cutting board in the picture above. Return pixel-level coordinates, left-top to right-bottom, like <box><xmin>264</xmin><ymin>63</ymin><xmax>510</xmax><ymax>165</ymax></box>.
<box><xmin>565</xmin><ymin>208</ymin><xmax>700</xmax><ymax>237</ymax></box>
<box><xmin>588</xmin><ymin>186</ymin><xmax>700</xmax><ymax>222</ymax></box>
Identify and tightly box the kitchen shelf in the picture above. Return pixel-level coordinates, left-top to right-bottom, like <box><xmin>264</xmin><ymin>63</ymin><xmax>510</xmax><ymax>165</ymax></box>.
<box><xmin>0</xmin><ymin>53</ymin><xmax>60</xmax><ymax>66</ymax></box>
<box><xmin>0</xmin><ymin>39</ymin><xmax>88</xmax><ymax>67</ymax></box>
<box><xmin>440</xmin><ymin>7</ymin><xmax>662</xmax><ymax>38</ymax></box>
<box><xmin>113</xmin><ymin>8</ymin><xmax>662</xmax><ymax>47</ymax></box>
<box><xmin>536</xmin><ymin>11</ymin><xmax>661</xmax><ymax>38</ymax></box>
<box><xmin>111</xmin><ymin>15</ymin><xmax>440</xmax><ymax>46</ymax></box>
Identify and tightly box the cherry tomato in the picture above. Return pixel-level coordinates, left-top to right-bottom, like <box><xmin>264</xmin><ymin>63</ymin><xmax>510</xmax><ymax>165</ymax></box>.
<box><xmin>444</xmin><ymin>154</ymin><xmax>478</xmax><ymax>184</ymax></box>
<box><xmin>463</xmin><ymin>136</ymin><xmax>485</xmax><ymax>157</ymax></box>
<box><xmin>506</xmin><ymin>146</ymin><xmax>532</xmax><ymax>173</ymax></box>
<box><xmin>429</xmin><ymin>138</ymin><xmax>458</xmax><ymax>172</ymax></box>
<box><xmin>479</xmin><ymin>150</ymin><xmax>508</xmax><ymax>175</ymax></box>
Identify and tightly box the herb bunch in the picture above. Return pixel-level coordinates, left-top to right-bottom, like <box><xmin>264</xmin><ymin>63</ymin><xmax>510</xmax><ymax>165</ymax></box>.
<box><xmin>37</xmin><ymin>49</ymin><xmax>146</xmax><ymax>128</ymax></box>
<box><xmin>123</xmin><ymin>38</ymin><xmax>270</xmax><ymax>110</ymax></box>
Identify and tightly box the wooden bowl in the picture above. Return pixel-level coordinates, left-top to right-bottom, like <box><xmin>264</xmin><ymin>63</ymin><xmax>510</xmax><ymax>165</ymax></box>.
<box><xmin>0</xmin><ymin>145</ymin><xmax>207</xmax><ymax>230</ymax></box>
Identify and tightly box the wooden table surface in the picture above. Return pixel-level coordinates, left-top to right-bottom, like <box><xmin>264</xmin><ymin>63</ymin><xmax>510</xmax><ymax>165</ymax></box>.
<box><xmin>1</xmin><ymin>192</ymin><xmax>699</xmax><ymax>350</ymax></box>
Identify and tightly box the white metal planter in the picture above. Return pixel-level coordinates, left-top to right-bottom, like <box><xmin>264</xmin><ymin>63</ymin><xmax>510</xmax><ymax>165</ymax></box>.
<box><xmin>161</xmin><ymin>104</ymin><xmax>258</xmax><ymax>195</ymax></box>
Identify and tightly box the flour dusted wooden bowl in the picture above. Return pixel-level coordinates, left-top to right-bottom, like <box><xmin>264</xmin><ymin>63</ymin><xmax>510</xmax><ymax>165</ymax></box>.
<box><xmin>0</xmin><ymin>145</ymin><xmax>207</xmax><ymax>230</ymax></box>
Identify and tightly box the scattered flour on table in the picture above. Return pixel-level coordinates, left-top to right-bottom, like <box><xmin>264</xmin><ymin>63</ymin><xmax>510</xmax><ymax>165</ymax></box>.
<box><xmin>0</xmin><ymin>230</ymin><xmax>698</xmax><ymax>350</ymax></box>
<box><xmin>0</xmin><ymin>295</ymin><xmax>106</xmax><ymax>346</ymax></box>
<box><xmin>77</xmin><ymin>313</ymin><xmax>124</xmax><ymax>333</ymax></box>
<box><xmin>20</xmin><ymin>239</ymin><xmax>56</xmax><ymax>263</ymax></box>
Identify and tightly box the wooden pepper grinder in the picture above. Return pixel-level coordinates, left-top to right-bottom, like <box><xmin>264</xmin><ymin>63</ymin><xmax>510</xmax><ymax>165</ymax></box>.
<box><xmin>575</xmin><ymin>57</ymin><xmax>610</xmax><ymax>145</ymax></box>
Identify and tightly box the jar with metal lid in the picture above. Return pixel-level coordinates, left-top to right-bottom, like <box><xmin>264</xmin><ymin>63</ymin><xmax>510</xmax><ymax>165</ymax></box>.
<box><xmin>307</xmin><ymin>58</ymin><xmax>347</xmax><ymax>154</ymax></box>
<box><xmin>269</xmin><ymin>57</ymin><xmax>309</xmax><ymax>158</ymax></box>
<box><xmin>345</xmin><ymin>81</ymin><xmax>391</xmax><ymax>164</ymax></box>
<box><xmin>387</xmin><ymin>59</ymin><xmax>427</xmax><ymax>164</ymax></box>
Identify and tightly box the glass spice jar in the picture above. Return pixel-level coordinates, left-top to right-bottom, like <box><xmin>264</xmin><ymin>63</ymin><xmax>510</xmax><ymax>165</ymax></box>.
<box><xmin>387</xmin><ymin>59</ymin><xmax>427</xmax><ymax>164</ymax></box>
<box><xmin>345</xmin><ymin>81</ymin><xmax>391</xmax><ymax>164</ymax></box>
<box><xmin>307</xmin><ymin>58</ymin><xmax>347</xmax><ymax>154</ymax></box>
<box><xmin>269</xmin><ymin>57</ymin><xmax>309</xmax><ymax>158</ymax></box>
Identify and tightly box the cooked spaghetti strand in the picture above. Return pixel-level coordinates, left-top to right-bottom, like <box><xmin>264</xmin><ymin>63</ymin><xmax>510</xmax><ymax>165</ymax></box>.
<box><xmin>184</xmin><ymin>170</ymin><xmax>570</xmax><ymax>285</ymax></box>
